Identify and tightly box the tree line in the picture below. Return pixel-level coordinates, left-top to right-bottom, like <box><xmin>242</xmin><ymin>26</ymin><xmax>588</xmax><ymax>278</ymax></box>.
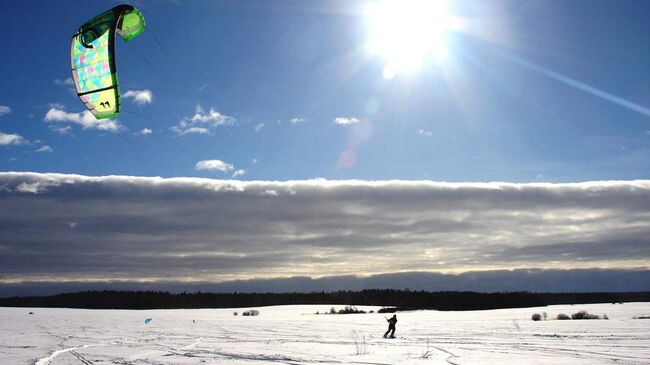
<box><xmin>1</xmin><ymin>290</ymin><xmax>648</xmax><ymax>310</ymax></box>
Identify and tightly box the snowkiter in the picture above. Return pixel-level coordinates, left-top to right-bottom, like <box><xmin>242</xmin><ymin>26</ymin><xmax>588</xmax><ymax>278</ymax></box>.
<box><xmin>384</xmin><ymin>314</ymin><xmax>397</xmax><ymax>338</ymax></box>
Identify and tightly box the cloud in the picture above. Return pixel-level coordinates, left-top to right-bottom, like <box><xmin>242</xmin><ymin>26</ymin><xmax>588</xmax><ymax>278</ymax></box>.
<box><xmin>0</xmin><ymin>105</ymin><xmax>11</xmax><ymax>116</ymax></box>
<box><xmin>123</xmin><ymin>89</ymin><xmax>153</xmax><ymax>105</ymax></box>
<box><xmin>54</xmin><ymin>78</ymin><xmax>74</xmax><ymax>86</ymax></box>
<box><xmin>254</xmin><ymin>123</ymin><xmax>265</xmax><ymax>132</ymax></box>
<box><xmin>232</xmin><ymin>169</ymin><xmax>246</xmax><ymax>178</ymax></box>
<box><xmin>171</xmin><ymin>105</ymin><xmax>234</xmax><ymax>135</ymax></box>
<box><xmin>176</xmin><ymin>127</ymin><xmax>209</xmax><ymax>135</ymax></box>
<box><xmin>44</xmin><ymin>107</ymin><xmax>121</xmax><ymax>132</ymax></box>
<box><xmin>334</xmin><ymin>117</ymin><xmax>360</xmax><ymax>126</ymax></box>
<box><xmin>0</xmin><ymin>132</ymin><xmax>27</xmax><ymax>146</ymax></box>
<box><xmin>35</xmin><ymin>145</ymin><xmax>53</xmax><ymax>153</ymax></box>
<box><xmin>1</xmin><ymin>269</ymin><xmax>648</xmax><ymax>296</ymax></box>
<box><xmin>0</xmin><ymin>173</ymin><xmax>649</xmax><ymax>288</ymax></box>
<box><xmin>137</xmin><ymin>128</ymin><xmax>153</xmax><ymax>135</ymax></box>
<box><xmin>49</xmin><ymin>125</ymin><xmax>73</xmax><ymax>135</ymax></box>
<box><xmin>418</xmin><ymin>129</ymin><xmax>432</xmax><ymax>137</ymax></box>
<box><xmin>48</xmin><ymin>103</ymin><xmax>65</xmax><ymax>109</ymax></box>
<box><xmin>195</xmin><ymin>159</ymin><xmax>234</xmax><ymax>173</ymax></box>
<box><xmin>289</xmin><ymin>117</ymin><xmax>306</xmax><ymax>125</ymax></box>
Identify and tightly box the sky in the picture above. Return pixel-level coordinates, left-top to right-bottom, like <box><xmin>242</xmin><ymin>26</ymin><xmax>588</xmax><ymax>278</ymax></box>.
<box><xmin>0</xmin><ymin>0</ymin><xmax>649</xmax><ymax>296</ymax></box>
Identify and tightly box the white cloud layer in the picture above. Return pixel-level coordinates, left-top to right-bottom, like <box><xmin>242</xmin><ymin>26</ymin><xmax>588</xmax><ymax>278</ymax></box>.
<box><xmin>418</xmin><ymin>129</ymin><xmax>433</xmax><ymax>137</ymax></box>
<box><xmin>334</xmin><ymin>117</ymin><xmax>360</xmax><ymax>125</ymax></box>
<box><xmin>123</xmin><ymin>89</ymin><xmax>153</xmax><ymax>105</ymax></box>
<box><xmin>171</xmin><ymin>105</ymin><xmax>234</xmax><ymax>135</ymax></box>
<box><xmin>0</xmin><ymin>105</ymin><xmax>11</xmax><ymax>116</ymax></box>
<box><xmin>0</xmin><ymin>173</ymin><xmax>649</xmax><ymax>285</ymax></box>
<box><xmin>0</xmin><ymin>132</ymin><xmax>26</xmax><ymax>146</ymax></box>
<box><xmin>44</xmin><ymin>108</ymin><xmax>121</xmax><ymax>132</ymax></box>
<box><xmin>254</xmin><ymin>123</ymin><xmax>265</xmax><ymax>132</ymax></box>
<box><xmin>195</xmin><ymin>159</ymin><xmax>234</xmax><ymax>173</ymax></box>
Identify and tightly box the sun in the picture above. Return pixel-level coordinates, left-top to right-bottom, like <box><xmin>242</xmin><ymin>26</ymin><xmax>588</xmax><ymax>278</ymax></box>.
<box><xmin>365</xmin><ymin>0</ymin><xmax>455</xmax><ymax>78</ymax></box>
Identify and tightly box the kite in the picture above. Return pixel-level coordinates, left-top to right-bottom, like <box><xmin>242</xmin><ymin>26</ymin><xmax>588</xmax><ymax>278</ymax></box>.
<box><xmin>71</xmin><ymin>4</ymin><xmax>145</xmax><ymax>119</ymax></box>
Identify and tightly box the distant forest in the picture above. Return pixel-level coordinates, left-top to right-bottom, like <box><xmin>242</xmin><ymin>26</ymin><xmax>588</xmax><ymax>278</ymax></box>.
<box><xmin>1</xmin><ymin>290</ymin><xmax>649</xmax><ymax>311</ymax></box>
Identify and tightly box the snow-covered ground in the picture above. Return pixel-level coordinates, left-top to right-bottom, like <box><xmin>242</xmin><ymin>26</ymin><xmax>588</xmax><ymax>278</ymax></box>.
<box><xmin>1</xmin><ymin>302</ymin><xmax>649</xmax><ymax>364</ymax></box>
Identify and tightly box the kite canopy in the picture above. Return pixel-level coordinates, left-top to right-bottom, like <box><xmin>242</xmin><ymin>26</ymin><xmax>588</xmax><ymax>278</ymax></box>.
<box><xmin>71</xmin><ymin>4</ymin><xmax>145</xmax><ymax>119</ymax></box>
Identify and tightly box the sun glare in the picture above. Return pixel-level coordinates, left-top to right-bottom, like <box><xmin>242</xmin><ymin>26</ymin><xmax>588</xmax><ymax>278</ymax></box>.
<box><xmin>365</xmin><ymin>0</ymin><xmax>455</xmax><ymax>78</ymax></box>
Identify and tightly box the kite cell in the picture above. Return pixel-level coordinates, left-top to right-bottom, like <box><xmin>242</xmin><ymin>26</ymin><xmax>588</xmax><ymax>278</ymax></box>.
<box><xmin>71</xmin><ymin>4</ymin><xmax>145</xmax><ymax>119</ymax></box>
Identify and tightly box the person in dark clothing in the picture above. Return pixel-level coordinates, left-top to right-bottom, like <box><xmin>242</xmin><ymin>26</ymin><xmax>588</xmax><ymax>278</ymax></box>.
<box><xmin>384</xmin><ymin>314</ymin><xmax>397</xmax><ymax>338</ymax></box>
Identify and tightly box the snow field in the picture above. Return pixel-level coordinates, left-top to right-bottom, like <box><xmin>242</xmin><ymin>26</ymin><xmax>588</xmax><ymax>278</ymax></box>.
<box><xmin>0</xmin><ymin>302</ymin><xmax>648</xmax><ymax>364</ymax></box>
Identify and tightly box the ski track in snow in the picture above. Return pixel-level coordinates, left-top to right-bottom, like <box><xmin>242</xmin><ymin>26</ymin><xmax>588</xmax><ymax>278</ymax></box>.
<box><xmin>34</xmin><ymin>344</ymin><xmax>94</xmax><ymax>365</ymax></box>
<box><xmin>0</xmin><ymin>302</ymin><xmax>648</xmax><ymax>364</ymax></box>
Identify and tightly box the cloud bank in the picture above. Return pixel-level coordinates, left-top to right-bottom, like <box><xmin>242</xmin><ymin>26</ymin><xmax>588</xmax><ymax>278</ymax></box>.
<box><xmin>1</xmin><ymin>269</ymin><xmax>647</xmax><ymax>297</ymax></box>
<box><xmin>0</xmin><ymin>173</ymin><xmax>648</xmax><ymax>293</ymax></box>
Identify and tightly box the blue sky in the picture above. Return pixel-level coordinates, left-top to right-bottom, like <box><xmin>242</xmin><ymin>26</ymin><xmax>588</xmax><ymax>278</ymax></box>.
<box><xmin>1</xmin><ymin>0</ymin><xmax>648</xmax><ymax>182</ymax></box>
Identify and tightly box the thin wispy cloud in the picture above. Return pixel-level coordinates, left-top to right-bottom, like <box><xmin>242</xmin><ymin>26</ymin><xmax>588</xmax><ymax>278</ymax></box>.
<box><xmin>0</xmin><ymin>105</ymin><xmax>11</xmax><ymax>116</ymax></box>
<box><xmin>232</xmin><ymin>169</ymin><xmax>246</xmax><ymax>178</ymax></box>
<box><xmin>334</xmin><ymin>117</ymin><xmax>360</xmax><ymax>126</ymax></box>
<box><xmin>137</xmin><ymin>128</ymin><xmax>153</xmax><ymax>135</ymax></box>
<box><xmin>49</xmin><ymin>125</ymin><xmax>72</xmax><ymax>135</ymax></box>
<box><xmin>1</xmin><ymin>173</ymin><xmax>648</xmax><ymax>284</ymax></box>
<box><xmin>123</xmin><ymin>89</ymin><xmax>153</xmax><ymax>105</ymax></box>
<box><xmin>177</xmin><ymin>127</ymin><xmax>209</xmax><ymax>135</ymax></box>
<box><xmin>44</xmin><ymin>107</ymin><xmax>121</xmax><ymax>132</ymax></box>
<box><xmin>254</xmin><ymin>123</ymin><xmax>265</xmax><ymax>132</ymax></box>
<box><xmin>0</xmin><ymin>132</ymin><xmax>27</xmax><ymax>146</ymax></box>
<box><xmin>418</xmin><ymin>129</ymin><xmax>432</xmax><ymax>137</ymax></box>
<box><xmin>171</xmin><ymin>105</ymin><xmax>234</xmax><ymax>135</ymax></box>
<box><xmin>195</xmin><ymin>159</ymin><xmax>234</xmax><ymax>173</ymax></box>
<box><xmin>289</xmin><ymin>117</ymin><xmax>307</xmax><ymax>125</ymax></box>
<box><xmin>53</xmin><ymin>78</ymin><xmax>74</xmax><ymax>86</ymax></box>
<box><xmin>48</xmin><ymin>103</ymin><xmax>65</xmax><ymax>109</ymax></box>
<box><xmin>35</xmin><ymin>145</ymin><xmax>53</xmax><ymax>153</ymax></box>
